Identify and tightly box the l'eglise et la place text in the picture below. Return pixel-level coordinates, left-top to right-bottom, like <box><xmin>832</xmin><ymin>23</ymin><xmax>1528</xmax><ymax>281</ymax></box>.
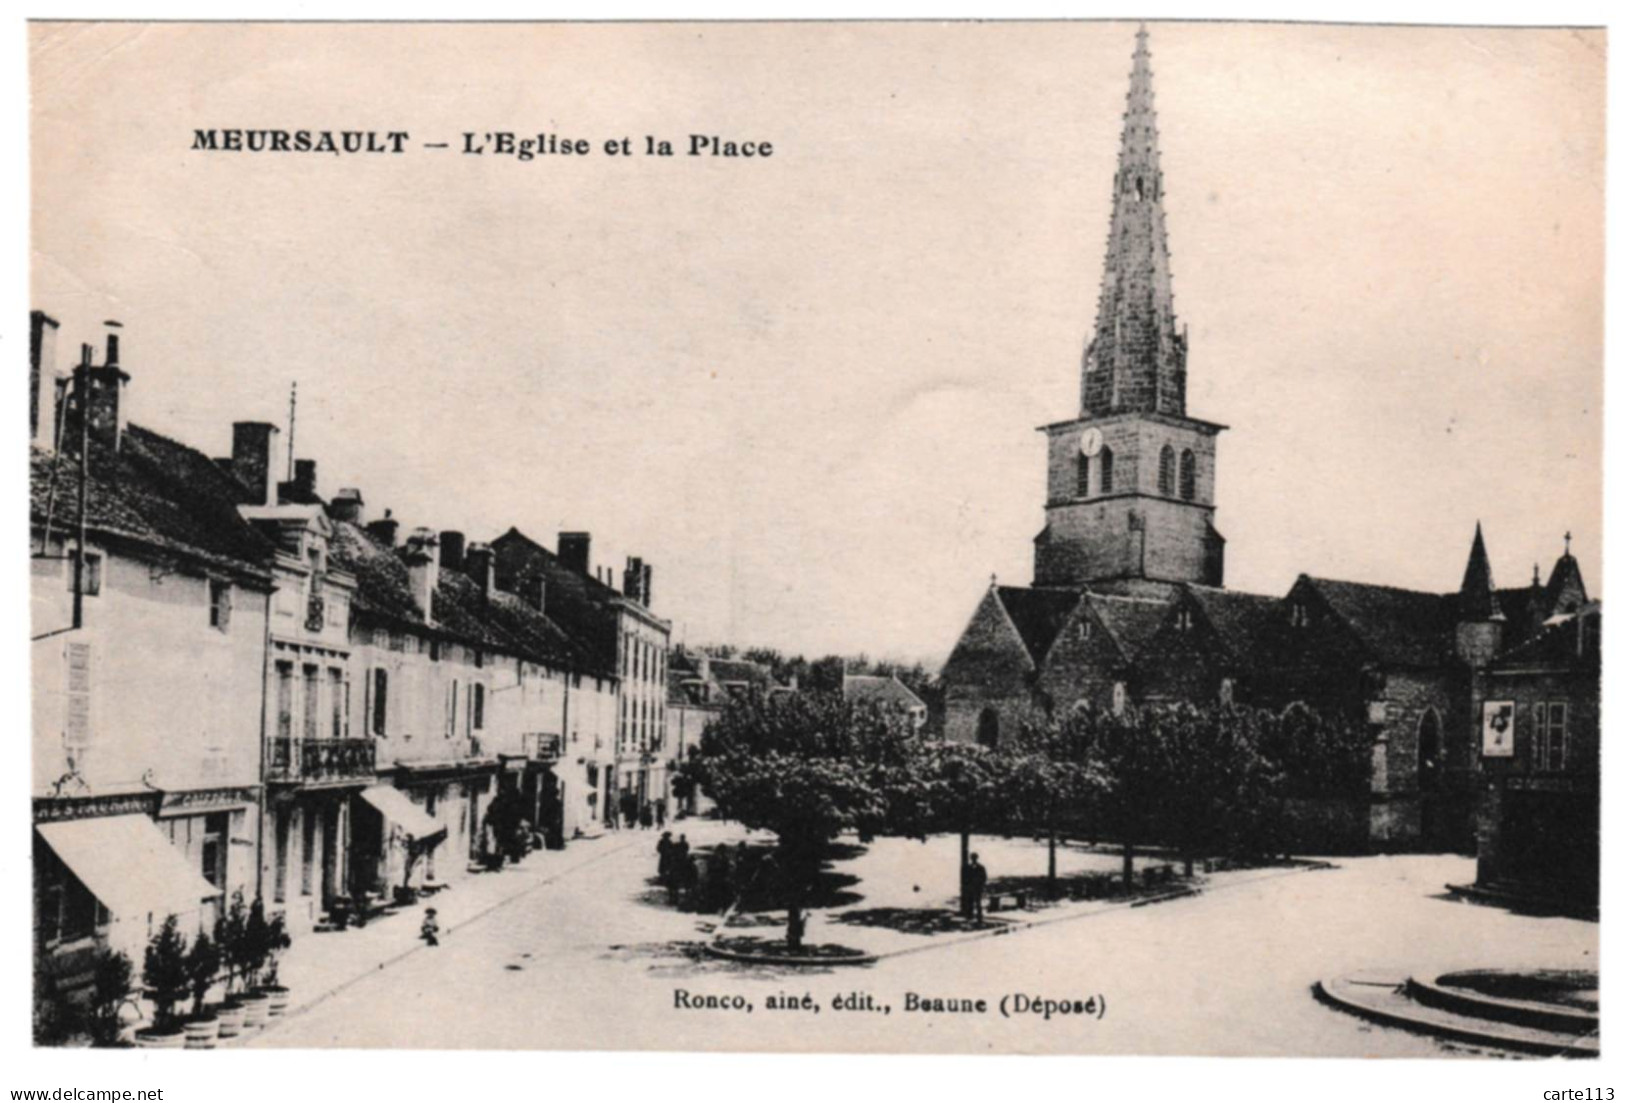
<box><xmin>189</xmin><ymin>130</ymin><xmax>774</xmax><ymax>159</ymax></box>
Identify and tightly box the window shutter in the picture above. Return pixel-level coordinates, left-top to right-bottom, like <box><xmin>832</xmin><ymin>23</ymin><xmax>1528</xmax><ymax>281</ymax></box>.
<box><xmin>64</xmin><ymin>641</ymin><xmax>92</xmax><ymax>751</ymax></box>
<box><xmin>212</xmin><ymin>581</ymin><xmax>232</xmax><ymax>632</ymax></box>
<box><xmin>1549</xmin><ymin>702</ymin><xmax>1567</xmax><ymax>771</ymax></box>
<box><xmin>1533</xmin><ymin>702</ymin><xmax>1547</xmax><ymax>769</ymax></box>
<box><xmin>373</xmin><ymin>667</ymin><xmax>389</xmax><ymax>736</ymax></box>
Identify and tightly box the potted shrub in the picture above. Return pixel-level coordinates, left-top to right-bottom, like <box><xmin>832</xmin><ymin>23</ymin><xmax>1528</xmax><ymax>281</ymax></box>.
<box><xmin>210</xmin><ymin>894</ymin><xmax>249</xmax><ymax>1038</ymax></box>
<box><xmin>33</xmin><ymin>945</ymin><xmax>81</xmax><ymax>1047</ymax></box>
<box><xmin>87</xmin><ymin>947</ymin><xmax>135</xmax><ymax>1048</ymax></box>
<box><xmin>257</xmin><ymin>910</ymin><xmax>292</xmax><ymax>1017</ymax></box>
<box><xmin>136</xmin><ymin>915</ymin><xmax>189</xmax><ymax>1048</ymax></box>
<box><xmin>181</xmin><ymin>930</ymin><xmax>221</xmax><ymax>1049</ymax></box>
<box><xmin>235</xmin><ymin>898</ymin><xmax>272</xmax><ymax>1029</ymax></box>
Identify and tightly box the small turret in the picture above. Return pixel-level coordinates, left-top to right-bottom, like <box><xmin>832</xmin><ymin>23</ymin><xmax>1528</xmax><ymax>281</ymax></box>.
<box><xmin>1455</xmin><ymin>522</ymin><xmax>1504</xmax><ymax>667</ymax></box>
<box><xmin>1544</xmin><ymin>531</ymin><xmax>1588</xmax><ymax>618</ymax></box>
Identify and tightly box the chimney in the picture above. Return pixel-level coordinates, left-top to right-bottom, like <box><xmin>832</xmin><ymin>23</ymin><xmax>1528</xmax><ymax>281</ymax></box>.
<box><xmin>294</xmin><ymin>459</ymin><xmax>317</xmax><ymax>498</ymax></box>
<box><xmin>366</xmin><ymin>508</ymin><xmax>399</xmax><ymax>548</ymax></box>
<box><xmin>439</xmin><ymin>530</ymin><xmax>466</xmax><ymax>572</ymax></box>
<box><xmin>641</xmin><ymin>563</ymin><xmax>654</xmax><ymax>610</ymax></box>
<box><xmin>466</xmin><ymin>543</ymin><xmax>494</xmax><ymax>598</ymax></box>
<box><xmin>30</xmin><ymin>311</ymin><xmax>60</xmax><ymax>449</ymax></box>
<box><xmin>402</xmin><ymin>527</ymin><xmax>440</xmax><ymax>620</ymax></box>
<box><xmin>231</xmin><ymin>421</ymin><xmax>281</xmax><ymax>505</ymax></box>
<box><xmin>329</xmin><ymin>487</ymin><xmax>365</xmax><ymax>525</ymax></box>
<box><xmin>606</xmin><ymin>566</ymin><xmax>614</xmax><ymax>590</ymax></box>
<box><xmin>624</xmin><ymin>556</ymin><xmax>644</xmax><ymax>602</ymax></box>
<box><xmin>559</xmin><ymin>531</ymin><xmax>591</xmax><ymax>576</ymax></box>
<box><xmin>67</xmin><ymin>322</ymin><xmax>131</xmax><ymax>453</ymax></box>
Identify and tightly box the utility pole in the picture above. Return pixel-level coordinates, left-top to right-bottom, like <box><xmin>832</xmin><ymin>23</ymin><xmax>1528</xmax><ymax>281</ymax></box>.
<box><xmin>71</xmin><ymin>343</ymin><xmax>91</xmax><ymax>632</ymax></box>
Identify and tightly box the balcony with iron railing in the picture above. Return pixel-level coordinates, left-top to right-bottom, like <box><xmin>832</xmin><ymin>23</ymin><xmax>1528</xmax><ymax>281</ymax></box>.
<box><xmin>267</xmin><ymin>737</ymin><xmax>377</xmax><ymax>784</ymax></box>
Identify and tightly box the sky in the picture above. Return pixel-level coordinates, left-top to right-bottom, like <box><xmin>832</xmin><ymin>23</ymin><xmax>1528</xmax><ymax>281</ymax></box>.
<box><xmin>29</xmin><ymin>21</ymin><xmax>1604</xmax><ymax>665</ymax></box>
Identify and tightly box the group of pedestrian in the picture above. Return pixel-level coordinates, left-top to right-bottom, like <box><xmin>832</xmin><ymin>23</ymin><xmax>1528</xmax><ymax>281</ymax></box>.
<box><xmin>654</xmin><ymin>834</ymin><xmax>759</xmax><ymax>913</ymax></box>
<box><xmin>656</xmin><ymin>831</ymin><xmax>695</xmax><ymax>906</ymax></box>
<box><xmin>475</xmin><ymin>789</ymin><xmax>540</xmax><ymax>872</ymax></box>
<box><xmin>478</xmin><ymin>813</ymin><xmax>536</xmax><ymax>872</ymax></box>
<box><xmin>607</xmin><ymin>791</ymin><xmax>667</xmax><ymax>832</ymax></box>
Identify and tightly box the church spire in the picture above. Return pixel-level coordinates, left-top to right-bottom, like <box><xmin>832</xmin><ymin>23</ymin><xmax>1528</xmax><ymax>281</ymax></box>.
<box><xmin>1082</xmin><ymin>25</ymin><xmax>1187</xmax><ymax>419</ymax></box>
<box><xmin>1459</xmin><ymin>521</ymin><xmax>1502</xmax><ymax>621</ymax></box>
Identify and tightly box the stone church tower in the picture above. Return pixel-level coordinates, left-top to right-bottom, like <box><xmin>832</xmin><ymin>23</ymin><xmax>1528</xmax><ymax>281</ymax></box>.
<box><xmin>1033</xmin><ymin>27</ymin><xmax>1226</xmax><ymax>596</ymax></box>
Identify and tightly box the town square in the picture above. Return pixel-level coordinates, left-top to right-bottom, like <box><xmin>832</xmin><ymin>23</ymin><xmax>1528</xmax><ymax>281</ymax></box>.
<box><xmin>237</xmin><ymin>824</ymin><xmax>1594</xmax><ymax>1056</ymax></box>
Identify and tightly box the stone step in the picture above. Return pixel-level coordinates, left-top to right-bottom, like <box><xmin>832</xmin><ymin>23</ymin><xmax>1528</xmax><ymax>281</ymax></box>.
<box><xmin>1313</xmin><ymin>975</ymin><xmax>1599</xmax><ymax>1058</ymax></box>
<box><xmin>1406</xmin><ymin>973</ymin><xmax>1597</xmax><ymax>1036</ymax></box>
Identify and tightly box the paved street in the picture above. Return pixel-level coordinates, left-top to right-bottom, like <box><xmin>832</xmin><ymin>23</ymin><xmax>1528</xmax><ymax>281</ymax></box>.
<box><xmin>251</xmin><ymin>826</ymin><xmax>1598</xmax><ymax>1056</ymax></box>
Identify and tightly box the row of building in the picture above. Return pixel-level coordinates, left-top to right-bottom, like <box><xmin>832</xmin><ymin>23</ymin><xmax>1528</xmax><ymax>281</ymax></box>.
<box><xmin>943</xmin><ymin>28</ymin><xmax>1600</xmax><ymax>914</ymax></box>
<box><xmin>28</xmin><ymin>310</ymin><xmax>714</xmax><ymax>985</ymax></box>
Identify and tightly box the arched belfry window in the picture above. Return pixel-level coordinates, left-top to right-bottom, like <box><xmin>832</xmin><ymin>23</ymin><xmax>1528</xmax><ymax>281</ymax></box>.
<box><xmin>1135</xmin><ymin>176</ymin><xmax>1145</xmax><ymax>201</ymax></box>
<box><xmin>1158</xmin><ymin>445</ymin><xmax>1176</xmax><ymax>496</ymax></box>
<box><xmin>1099</xmin><ymin>446</ymin><xmax>1115</xmax><ymax>494</ymax></box>
<box><xmin>976</xmin><ymin>708</ymin><xmax>1001</xmax><ymax>749</ymax></box>
<box><xmin>1076</xmin><ymin>454</ymin><xmax>1089</xmax><ymax>497</ymax></box>
<box><xmin>1179</xmin><ymin>449</ymin><xmax>1197</xmax><ymax>501</ymax></box>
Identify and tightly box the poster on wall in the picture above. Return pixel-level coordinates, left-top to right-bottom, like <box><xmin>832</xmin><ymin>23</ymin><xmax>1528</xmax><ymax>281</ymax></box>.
<box><xmin>1482</xmin><ymin>701</ymin><xmax>1516</xmax><ymax>758</ymax></box>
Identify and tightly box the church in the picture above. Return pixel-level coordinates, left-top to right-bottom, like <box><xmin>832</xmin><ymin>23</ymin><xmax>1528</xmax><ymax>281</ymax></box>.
<box><xmin>940</xmin><ymin>28</ymin><xmax>1594</xmax><ymax>855</ymax></box>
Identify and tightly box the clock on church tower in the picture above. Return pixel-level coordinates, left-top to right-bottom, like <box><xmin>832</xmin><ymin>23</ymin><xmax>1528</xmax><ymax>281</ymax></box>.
<box><xmin>1032</xmin><ymin>26</ymin><xmax>1226</xmax><ymax>596</ymax></box>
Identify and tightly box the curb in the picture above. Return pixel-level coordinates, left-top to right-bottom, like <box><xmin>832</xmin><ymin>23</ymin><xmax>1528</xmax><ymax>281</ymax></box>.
<box><xmin>872</xmin><ymin>860</ymin><xmax>1324</xmax><ymax>962</ymax></box>
<box><xmin>703</xmin><ymin>943</ymin><xmax>876</xmax><ymax>967</ymax></box>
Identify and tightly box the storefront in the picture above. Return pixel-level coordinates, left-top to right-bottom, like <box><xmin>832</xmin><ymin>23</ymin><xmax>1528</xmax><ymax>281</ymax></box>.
<box><xmin>265</xmin><ymin>785</ymin><xmax>365</xmax><ymax>933</ymax></box>
<box><xmin>386</xmin><ymin>762</ymin><xmax>497</xmax><ymax>883</ymax></box>
<box><xmin>354</xmin><ymin>784</ymin><xmax>448</xmax><ymax>896</ymax></box>
<box><xmin>35</xmin><ymin>812</ymin><xmax>223</xmax><ymax>961</ymax></box>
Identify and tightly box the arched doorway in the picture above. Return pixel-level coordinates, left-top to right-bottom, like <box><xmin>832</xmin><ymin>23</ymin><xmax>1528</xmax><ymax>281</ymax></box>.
<box><xmin>976</xmin><ymin>707</ymin><xmax>1001</xmax><ymax>749</ymax></box>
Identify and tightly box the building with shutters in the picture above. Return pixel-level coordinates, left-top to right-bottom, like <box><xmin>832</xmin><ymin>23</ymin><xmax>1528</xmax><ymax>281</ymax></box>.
<box><xmin>492</xmin><ymin>528</ymin><xmax>668</xmax><ymax>825</ymax></box>
<box><xmin>226</xmin><ymin>431</ymin><xmax>368</xmax><ymax>936</ymax></box>
<box><xmin>30</xmin><ymin>317</ymin><xmax>271</xmax><ymax>987</ymax></box>
<box><xmin>30</xmin><ymin>310</ymin><xmax>672</xmax><ymax>992</ymax></box>
<box><xmin>329</xmin><ymin>514</ymin><xmax>612</xmax><ymax>907</ymax></box>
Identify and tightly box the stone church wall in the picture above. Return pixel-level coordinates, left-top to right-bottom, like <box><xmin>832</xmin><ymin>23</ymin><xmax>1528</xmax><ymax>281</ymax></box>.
<box><xmin>940</xmin><ymin>591</ymin><xmax>1037</xmax><ymax>745</ymax></box>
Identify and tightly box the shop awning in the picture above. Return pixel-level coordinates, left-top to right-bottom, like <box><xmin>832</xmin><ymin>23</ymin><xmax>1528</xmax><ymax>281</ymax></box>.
<box><xmin>359</xmin><ymin>786</ymin><xmax>446</xmax><ymax>843</ymax></box>
<box><xmin>36</xmin><ymin>814</ymin><xmax>221</xmax><ymax>925</ymax></box>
